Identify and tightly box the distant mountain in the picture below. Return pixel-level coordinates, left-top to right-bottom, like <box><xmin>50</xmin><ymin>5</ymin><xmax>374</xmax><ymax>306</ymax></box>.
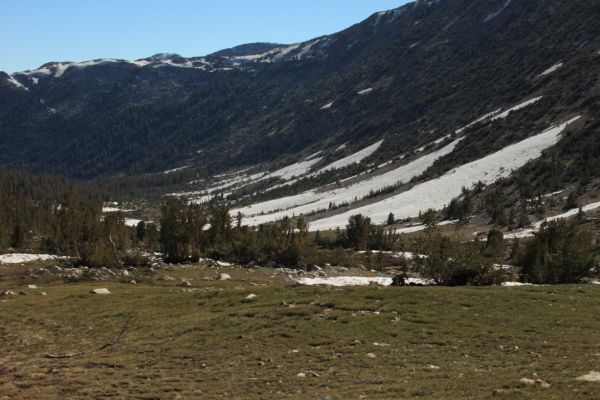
<box><xmin>209</xmin><ymin>43</ymin><xmax>284</xmax><ymax>58</ymax></box>
<box><xmin>1</xmin><ymin>0</ymin><xmax>599</xmax><ymax>229</ymax></box>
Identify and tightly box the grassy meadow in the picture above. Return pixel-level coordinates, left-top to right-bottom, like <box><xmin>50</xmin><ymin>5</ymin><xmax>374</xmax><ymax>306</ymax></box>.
<box><xmin>2</xmin><ymin>263</ymin><xmax>600</xmax><ymax>399</ymax></box>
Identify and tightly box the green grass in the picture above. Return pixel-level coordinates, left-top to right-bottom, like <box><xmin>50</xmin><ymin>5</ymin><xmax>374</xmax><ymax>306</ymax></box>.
<box><xmin>2</xmin><ymin>277</ymin><xmax>600</xmax><ymax>399</ymax></box>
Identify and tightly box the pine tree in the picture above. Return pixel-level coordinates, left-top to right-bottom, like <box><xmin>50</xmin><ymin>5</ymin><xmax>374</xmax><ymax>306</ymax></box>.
<box><xmin>387</xmin><ymin>212</ymin><xmax>395</xmax><ymax>226</ymax></box>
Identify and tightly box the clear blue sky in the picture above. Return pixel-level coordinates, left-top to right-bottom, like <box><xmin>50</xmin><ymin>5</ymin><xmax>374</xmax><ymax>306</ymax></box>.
<box><xmin>1</xmin><ymin>0</ymin><xmax>408</xmax><ymax>73</ymax></box>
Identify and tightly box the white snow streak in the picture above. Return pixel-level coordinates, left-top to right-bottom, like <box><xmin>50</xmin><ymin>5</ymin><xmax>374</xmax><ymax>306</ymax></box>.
<box><xmin>490</xmin><ymin>97</ymin><xmax>543</xmax><ymax>121</ymax></box>
<box><xmin>5</xmin><ymin>75</ymin><xmax>28</xmax><ymax>91</ymax></box>
<box><xmin>455</xmin><ymin>109</ymin><xmax>502</xmax><ymax>134</ymax></box>
<box><xmin>538</xmin><ymin>62</ymin><xmax>563</xmax><ymax>77</ymax></box>
<box><xmin>316</xmin><ymin>140</ymin><xmax>383</xmax><ymax>174</ymax></box>
<box><xmin>484</xmin><ymin>0</ymin><xmax>512</xmax><ymax>22</ymax></box>
<box><xmin>261</xmin><ymin>157</ymin><xmax>324</xmax><ymax>181</ymax></box>
<box><xmin>505</xmin><ymin>200</ymin><xmax>600</xmax><ymax>239</ymax></box>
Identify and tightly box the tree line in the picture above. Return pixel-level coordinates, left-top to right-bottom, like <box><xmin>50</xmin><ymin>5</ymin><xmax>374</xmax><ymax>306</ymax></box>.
<box><xmin>1</xmin><ymin>166</ymin><xmax>596</xmax><ymax>285</ymax></box>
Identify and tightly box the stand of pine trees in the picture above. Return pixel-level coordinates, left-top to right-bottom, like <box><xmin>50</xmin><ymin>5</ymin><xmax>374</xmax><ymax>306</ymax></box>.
<box><xmin>0</xmin><ymin>168</ymin><xmax>156</xmax><ymax>267</ymax></box>
<box><xmin>1</xmin><ymin>167</ymin><xmax>597</xmax><ymax>284</ymax></box>
<box><xmin>158</xmin><ymin>198</ymin><xmax>312</xmax><ymax>266</ymax></box>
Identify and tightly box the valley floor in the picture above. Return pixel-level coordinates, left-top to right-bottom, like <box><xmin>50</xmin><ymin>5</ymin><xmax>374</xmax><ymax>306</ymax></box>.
<box><xmin>1</xmin><ymin>263</ymin><xmax>600</xmax><ymax>399</ymax></box>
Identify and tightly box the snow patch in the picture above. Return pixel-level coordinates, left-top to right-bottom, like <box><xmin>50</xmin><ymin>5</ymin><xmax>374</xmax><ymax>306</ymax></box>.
<box><xmin>0</xmin><ymin>253</ymin><xmax>65</xmax><ymax>264</ymax></box>
<box><xmin>357</xmin><ymin>88</ymin><xmax>374</xmax><ymax>95</ymax></box>
<box><xmin>316</xmin><ymin>140</ymin><xmax>383</xmax><ymax>174</ymax></box>
<box><xmin>501</xmin><ymin>282</ymin><xmax>534</xmax><ymax>287</ymax></box>
<box><xmin>295</xmin><ymin>276</ymin><xmax>432</xmax><ymax>287</ymax></box>
<box><xmin>125</xmin><ymin>218</ymin><xmax>144</xmax><ymax>227</ymax></box>
<box><xmin>396</xmin><ymin>220</ymin><xmax>458</xmax><ymax>234</ymax></box>
<box><xmin>5</xmin><ymin>75</ymin><xmax>28</xmax><ymax>91</ymax></box>
<box><xmin>262</xmin><ymin>157</ymin><xmax>324</xmax><ymax>181</ymax></box>
<box><xmin>102</xmin><ymin>207</ymin><xmax>134</xmax><ymax>213</ymax></box>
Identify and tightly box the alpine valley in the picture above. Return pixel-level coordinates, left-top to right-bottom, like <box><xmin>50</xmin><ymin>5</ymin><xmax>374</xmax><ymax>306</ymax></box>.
<box><xmin>4</xmin><ymin>2</ymin><xmax>600</xmax><ymax>399</ymax></box>
<box><xmin>2</xmin><ymin>0</ymin><xmax>600</xmax><ymax>233</ymax></box>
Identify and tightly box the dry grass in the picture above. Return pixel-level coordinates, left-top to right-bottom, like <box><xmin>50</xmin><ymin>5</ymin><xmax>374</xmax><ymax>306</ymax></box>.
<box><xmin>2</xmin><ymin>264</ymin><xmax>600</xmax><ymax>399</ymax></box>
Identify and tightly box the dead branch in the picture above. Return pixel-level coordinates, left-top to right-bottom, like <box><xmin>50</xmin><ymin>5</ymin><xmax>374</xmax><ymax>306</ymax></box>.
<box><xmin>44</xmin><ymin>314</ymin><xmax>134</xmax><ymax>359</ymax></box>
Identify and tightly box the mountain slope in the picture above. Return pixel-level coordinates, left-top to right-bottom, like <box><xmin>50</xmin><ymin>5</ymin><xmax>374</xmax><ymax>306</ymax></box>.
<box><xmin>1</xmin><ymin>0</ymin><xmax>600</xmax><ymax>230</ymax></box>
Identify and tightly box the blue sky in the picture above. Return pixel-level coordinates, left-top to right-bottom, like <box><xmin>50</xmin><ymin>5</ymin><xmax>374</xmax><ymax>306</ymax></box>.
<box><xmin>1</xmin><ymin>0</ymin><xmax>408</xmax><ymax>73</ymax></box>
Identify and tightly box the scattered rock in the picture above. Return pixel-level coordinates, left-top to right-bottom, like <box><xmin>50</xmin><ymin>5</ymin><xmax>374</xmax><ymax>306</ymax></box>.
<box><xmin>179</xmin><ymin>280</ymin><xmax>192</xmax><ymax>288</ymax></box>
<box><xmin>18</xmin><ymin>291</ymin><xmax>28</xmax><ymax>296</ymax></box>
<box><xmin>216</xmin><ymin>261</ymin><xmax>231</xmax><ymax>267</ymax></box>
<box><xmin>101</xmin><ymin>267</ymin><xmax>116</xmax><ymax>276</ymax></box>
<box><xmin>576</xmin><ymin>371</ymin><xmax>600</xmax><ymax>382</ymax></box>
<box><xmin>162</xmin><ymin>275</ymin><xmax>176</xmax><ymax>281</ymax></box>
<box><xmin>280</xmin><ymin>301</ymin><xmax>289</xmax><ymax>307</ymax></box>
<box><xmin>296</xmin><ymin>372</ymin><xmax>306</xmax><ymax>378</ymax></box>
<box><xmin>297</xmin><ymin>261</ymin><xmax>308</xmax><ymax>270</ymax></box>
<box><xmin>519</xmin><ymin>377</ymin><xmax>549</xmax><ymax>387</ymax></box>
<box><xmin>1</xmin><ymin>289</ymin><xmax>16</xmax><ymax>296</ymax></box>
<box><xmin>27</xmin><ymin>284</ymin><xmax>38</xmax><ymax>289</ymax></box>
<box><xmin>90</xmin><ymin>288</ymin><xmax>111</xmax><ymax>295</ymax></box>
<box><xmin>129</xmin><ymin>280</ymin><xmax>137</xmax><ymax>285</ymax></box>
<box><xmin>519</xmin><ymin>378</ymin><xmax>536</xmax><ymax>385</ymax></box>
<box><xmin>122</xmin><ymin>270</ymin><xmax>130</xmax><ymax>277</ymax></box>
<box><xmin>283</xmin><ymin>276</ymin><xmax>300</xmax><ymax>286</ymax></box>
<box><xmin>39</xmin><ymin>292</ymin><xmax>47</xmax><ymax>296</ymax></box>
<box><xmin>217</xmin><ymin>273</ymin><xmax>231</xmax><ymax>281</ymax></box>
<box><xmin>33</xmin><ymin>268</ymin><xmax>50</xmax><ymax>277</ymax></box>
<box><xmin>366</xmin><ymin>353</ymin><xmax>377</xmax><ymax>359</ymax></box>
<box><xmin>537</xmin><ymin>380</ymin><xmax>551</xmax><ymax>388</ymax></box>
<box><xmin>245</xmin><ymin>293</ymin><xmax>257</xmax><ymax>300</ymax></box>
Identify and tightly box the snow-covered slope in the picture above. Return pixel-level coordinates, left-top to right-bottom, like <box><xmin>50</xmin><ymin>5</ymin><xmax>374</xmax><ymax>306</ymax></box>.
<box><xmin>234</xmin><ymin>138</ymin><xmax>461</xmax><ymax>225</ymax></box>
<box><xmin>308</xmin><ymin>117</ymin><xmax>580</xmax><ymax>231</ymax></box>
